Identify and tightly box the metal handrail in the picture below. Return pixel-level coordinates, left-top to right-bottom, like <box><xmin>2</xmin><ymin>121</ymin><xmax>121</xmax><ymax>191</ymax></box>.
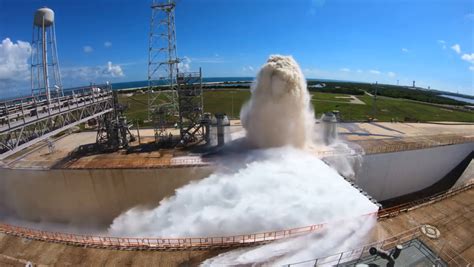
<box><xmin>0</xmin><ymin>217</ymin><xmax>330</xmax><ymax>250</ymax></box>
<box><xmin>0</xmin><ymin>178</ymin><xmax>470</xmax><ymax>252</ymax></box>
<box><xmin>0</xmin><ymin>90</ymin><xmax>113</xmax><ymax>129</ymax></box>
<box><xmin>377</xmin><ymin>181</ymin><xmax>473</xmax><ymax>219</ymax></box>
<box><xmin>0</xmin><ymin>212</ymin><xmax>376</xmax><ymax>251</ymax></box>
<box><xmin>287</xmin><ymin>213</ymin><xmax>472</xmax><ymax>266</ymax></box>
<box><xmin>362</xmin><ymin>136</ymin><xmax>474</xmax><ymax>155</ymax></box>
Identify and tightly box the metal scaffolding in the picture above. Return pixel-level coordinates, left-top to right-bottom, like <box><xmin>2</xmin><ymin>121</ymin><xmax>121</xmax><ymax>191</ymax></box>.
<box><xmin>147</xmin><ymin>0</ymin><xmax>208</xmax><ymax>147</ymax></box>
<box><xmin>177</xmin><ymin>69</ymin><xmax>208</xmax><ymax>145</ymax></box>
<box><xmin>147</xmin><ymin>0</ymin><xmax>179</xmax><ymax>142</ymax></box>
<box><xmin>96</xmin><ymin>92</ymin><xmax>135</xmax><ymax>151</ymax></box>
<box><xmin>0</xmin><ymin>84</ymin><xmax>114</xmax><ymax>159</ymax></box>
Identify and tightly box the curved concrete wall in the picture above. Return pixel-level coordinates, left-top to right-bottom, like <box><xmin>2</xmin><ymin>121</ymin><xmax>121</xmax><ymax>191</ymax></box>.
<box><xmin>0</xmin><ymin>143</ymin><xmax>472</xmax><ymax>227</ymax></box>
<box><xmin>454</xmin><ymin>159</ymin><xmax>474</xmax><ymax>187</ymax></box>
<box><xmin>0</xmin><ymin>167</ymin><xmax>214</xmax><ymax>226</ymax></box>
<box><xmin>355</xmin><ymin>143</ymin><xmax>474</xmax><ymax>201</ymax></box>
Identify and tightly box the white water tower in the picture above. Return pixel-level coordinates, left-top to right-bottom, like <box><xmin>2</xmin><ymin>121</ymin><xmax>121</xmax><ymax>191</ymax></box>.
<box><xmin>31</xmin><ymin>7</ymin><xmax>63</xmax><ymax>102</ymax></box>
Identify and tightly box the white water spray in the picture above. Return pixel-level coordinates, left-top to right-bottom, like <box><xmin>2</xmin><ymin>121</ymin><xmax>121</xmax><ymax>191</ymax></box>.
<box><xmin>109</xmin><ymin>55</ymin><xmax>378</xmax><ymax>265</ymax></box>
<box><xmin>109</xmin><ymin>147</ymin><xmax>376</xmax><ymax>237</ymax></box>
<box><xmin>241</xmin><ymin>55</ymin><xmax>316</xmax><ymax>148</ymax></box>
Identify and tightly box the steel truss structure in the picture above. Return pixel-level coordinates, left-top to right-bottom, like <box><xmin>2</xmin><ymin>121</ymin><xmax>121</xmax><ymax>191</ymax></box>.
<box><xmin>177</xmin><ymin>69</ymin><xmax>208</xmax><ymax>144</ymax></box>
<box><xmin>147</xmin><ymin>0</ymin><xmax>208</xmax><ymax>146</ymax></box>
<box><xmin>0</xmin><ymin>84</ymin><xmax>114</xmax><ymax>160</ymax></box>
<box><xmin>147</xmin><ymin>0</ymin><xmax>179</xmax><ymax>134</ymax></box>
<box><xmin>96</xmin><ymin>93</ymin><xmax>135</xmax><ymax>151</ymax></box>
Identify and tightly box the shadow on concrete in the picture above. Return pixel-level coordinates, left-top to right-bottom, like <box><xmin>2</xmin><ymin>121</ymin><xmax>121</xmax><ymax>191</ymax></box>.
<box><xmin>380</xmin><ymin>150</ymin><xmax>474</xmax><ymax>208</ymax></box>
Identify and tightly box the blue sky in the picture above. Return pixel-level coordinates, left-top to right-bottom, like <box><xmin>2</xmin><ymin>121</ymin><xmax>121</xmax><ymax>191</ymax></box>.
<box><xmin>0</xmin><ymin>0</ymin><xmax>473</xmax><ymax>96</ymax></box>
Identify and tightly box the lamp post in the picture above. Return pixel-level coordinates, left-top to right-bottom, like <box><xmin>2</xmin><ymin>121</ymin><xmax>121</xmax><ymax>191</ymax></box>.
<box><xmin>231</xmin><ymin>91</ymin><xmax>235</xmax><ymax>118</ymax></box>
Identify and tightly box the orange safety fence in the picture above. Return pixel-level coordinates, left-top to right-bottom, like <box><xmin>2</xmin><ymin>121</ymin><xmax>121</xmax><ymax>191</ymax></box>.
<box><xmin>0</xmin><ymin>182</ymin><xmax>471</xmax><ymax>251</ymax></box>
<box><xmin>0</xmin><ymin>217</ymin><xmax>333</xmax><ymax>250</ymax></box>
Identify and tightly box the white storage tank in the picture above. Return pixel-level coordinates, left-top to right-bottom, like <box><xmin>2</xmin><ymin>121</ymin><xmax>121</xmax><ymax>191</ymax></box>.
<box><xmin>34</xmin><ymin>7</ymin><xmax>54</xmax><ymax>27</ymax></box>
<box><xmin>321</xmin><ymin>112</ymin><xmax>338</xmax><ymax>145</ymax></box>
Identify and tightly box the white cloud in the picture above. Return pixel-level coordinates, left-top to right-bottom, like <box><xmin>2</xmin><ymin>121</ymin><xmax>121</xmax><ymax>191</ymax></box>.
<box><xmin>369</xmin><ymin>70</ymin><xmax>381</xmax><ymax>75</ymax></box>
<box><xmin>303</xmin><ymin>67</ymin><xmax>407</xmax><ymax>86</ymax></box>
<box><xmin>401</xmin><ymin>48</ymin><xmax>409</xmax><ymax>53</ymax></box>
<box><xmin>242</xmin><ymin>65</ymin><xmax>254</xmax><ymax>72</ymax></box>
<box><xmin>104</xmin><ymin>41</ymin><xmax>112</xmax><ymax>48</ymax></box>
<box><xmin>104</xmin><ymin>61</ymin><xmax>124</xmax><ymax>77</ymax></box>
<box><xmin>451</xmin><ymin>44</ymin><xmax>461</xmax><ymax>54</ymax></box>
<box><xmin>340</xmin><ymin>67</ymin><xmax>351</xmax><ymax>72</ymax></box>
<box><xmin>437</xmin><ymin>40</ymin><xmax>447</xmax><ymax>49</ymax></box>
<box><xmin>309</xmin><ymin>0</ymin><xmax>326</xmax><ymax>15</ymax></box>
<box><xmin>0</xmin><ymin>38</ymin><xmax>31</xmax><ymax>87</ymax></box>
<box><xmin>62</xmin><ymin>61</ymin><xmax>124</xmax><ymax>83</ymax></box>
<box><xmin>190</xmin><ymin>57</ymin><xmax>225</xmax><ymax>64</ymax></box>
<box><xmin>461</xmin><ymin>53</ymin><xmax>474</xmax><ymax>64</ymax></box>
<box><xmin>178</xmin><ymin>56</ymin><xmax>191</xmax><ymax>72</ymax></box>
<box><xmin>469</xmin><ymin>66</ymin><xmax>474</xmax><ymax>72</ymax></box>
<box><xmin>83</xmin><ymin>45</ymin><xmax>93</xmax><ymax>53</ymax></box>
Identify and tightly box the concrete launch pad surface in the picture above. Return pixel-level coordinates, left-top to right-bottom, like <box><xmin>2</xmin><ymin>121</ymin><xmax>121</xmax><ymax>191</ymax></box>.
<box><xmin>2</xmin><ymin>121</ymin><xmax>473</xmax><ymax>170</ymax></box>
<box><xmin>0</xmin><ymin>121</ymin><xmax>472</xmax><ymax>265</ymax></box>
<box><xmin>374</xmin><ymin>186</ymin><xmax>474</xmax><ymax>263</ymax></box>
<box><xmin>339</xmin><ymin>121</ymin><xmax>474</xmax><ymax>141</ymax></box>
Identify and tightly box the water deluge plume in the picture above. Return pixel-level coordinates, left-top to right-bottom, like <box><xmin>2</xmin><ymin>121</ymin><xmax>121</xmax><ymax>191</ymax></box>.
<box><xmin>241</xmin><ymin>55</ymin><xmax>315</xmax><ymax>148</ymax></box>
<box><xmin>109</xmin><ymin>55</ymin><xmax>378</xmax><ymax>265</ymax></box>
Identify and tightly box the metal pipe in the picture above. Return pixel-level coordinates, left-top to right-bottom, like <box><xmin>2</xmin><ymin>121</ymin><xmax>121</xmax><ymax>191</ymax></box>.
<box><xmin>41</xmin><ymin>16</ymin><xmax>50</xmax><ymax>103</ymax></box>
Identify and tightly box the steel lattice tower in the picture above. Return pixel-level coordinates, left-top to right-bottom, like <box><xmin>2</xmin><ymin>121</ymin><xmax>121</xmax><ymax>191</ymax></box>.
<box><xmin>177</xmin><ymin>68</ymin><xmax>208</xmax><ymax>145</ymax></box>
<box><xmin>147</xmin><ymin>0</ymin><xmax>180</xmax><ymax>141</ymax></box>
<box><xmin>31</xmin><ymin>7</ymin><xmax>63</xmax><ymax>102</ymax></box>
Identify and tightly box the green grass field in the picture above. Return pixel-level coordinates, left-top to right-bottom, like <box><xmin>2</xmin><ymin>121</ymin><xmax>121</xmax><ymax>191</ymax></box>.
<box><xmin>119</xmin><ymin>89</ymin><xmax>474</xmax><ymax>126</ymax></box>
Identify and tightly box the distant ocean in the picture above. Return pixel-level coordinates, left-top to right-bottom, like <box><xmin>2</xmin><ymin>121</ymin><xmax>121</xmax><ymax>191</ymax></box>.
<box><xmin>0</xmin><ymin>77</ymin><xmax>377</xmax><ymax>100</ymax></box>
<box><xmin>111</xmin><ymin>77</ymin><xmax>349</xmax><ymax>90</ymax></box>
<box><xmin>111</xmin><ymin>77</ymin><xmax>255</xmax><ymax>90</ymax></box>
<box><xmin>440</xmin><ymin>94</ymin><xmax>474</xmax><ymax>104</ymax></box>
<box><xmin>0</xmin><ymin>77</ymin><xmax>253</xmax><ymax>100</ymax></box>
<box><xmin>0</xmin><ymin>77</ymin><xmax>358</xmax><ymax>101</ymax></box>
